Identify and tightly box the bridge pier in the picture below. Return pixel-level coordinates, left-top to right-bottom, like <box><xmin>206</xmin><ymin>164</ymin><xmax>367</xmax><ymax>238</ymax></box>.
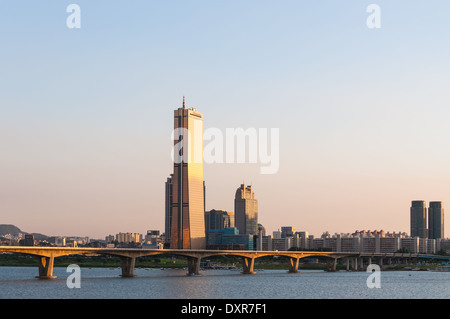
<box><xmin>360</xmin><ymin>257</ymin><xmax>372</xmax><ymax>271</ymax></box>
<box><xmin>187</xmin><ymin>257</ymin><xmax>201</xmax><ymax>275</ymax></box>
<box><xmin>377</xmin><ymin>257</ymin><xmax>384</xmax><ymax>270</ymax></box>
<box><xmin>352</xmin><ymin>257</ymin><xmax>358</xmax><ymax>271</ymax></box>
<box><xmin>242</xmin><ymin>257</ymin><xmax>255</xmax><ymax>274</ymax></box>
<box><xmin>37</xmin><ymin>256</ymin><xmax>56</xmax><ymax>279</ymax></box>
<box><xmin>326</xmin><ymin>258</ymin><xmax>337</xmax><ymax>272</ymax></box>
<box><xmin>288</xmin><ymin>257</ymin><xmax>300</xmax><ymax>273</ymax></box>
<box><xmin>120</xmin><ymin>256</ymin><xmax>136</xmax><ymax>277</ymax></box>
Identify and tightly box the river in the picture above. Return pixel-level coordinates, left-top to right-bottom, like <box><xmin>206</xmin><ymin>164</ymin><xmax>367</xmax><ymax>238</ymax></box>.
<box><xmin>0</xmin><ymin>266</ymin><xmax>449</xmax><ymax>299</ymax></box>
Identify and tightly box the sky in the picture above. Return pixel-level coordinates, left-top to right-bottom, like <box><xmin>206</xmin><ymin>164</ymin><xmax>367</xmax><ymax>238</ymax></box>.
<box><xmin>1</xmin><ymin>1</ymin><xmax>450</xmax><ymax>239</ymax></box>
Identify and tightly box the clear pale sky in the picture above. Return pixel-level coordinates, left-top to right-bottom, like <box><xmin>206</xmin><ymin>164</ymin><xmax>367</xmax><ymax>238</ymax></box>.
<box><xmin>1</xmin><ymin>1</ymin><xmax>450</xmax><ymax>239</ymax></box>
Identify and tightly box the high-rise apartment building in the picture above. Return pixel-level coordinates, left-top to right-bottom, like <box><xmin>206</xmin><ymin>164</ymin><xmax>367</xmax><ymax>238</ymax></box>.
<box><xmin>169</xmin><ymin>98</ymin><xmax>206</xmax><ymax>249</ymax></box>
<box><xmin>410</xmin><ymin>200</ymin><xmax>427</xmax><ymax>238</ymax></box>
<box><xmin>234</xmin><ymin>184</ymin><xmax>258</xmax><ymax>235</ymax></box>
<box><xmin>428</xmin><ymin>201</ymin><xmax>444</xmax><ymax>239</ymax></box>
<box><xmin>115</xmin><ymin>232</ymin><xmax>142</xmax><ymax>244</ymax></box>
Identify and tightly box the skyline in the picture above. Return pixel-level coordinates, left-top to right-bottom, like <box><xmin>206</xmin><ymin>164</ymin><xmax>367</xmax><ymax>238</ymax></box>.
<box><xmin>2</xmin><ymin>1</ymin><xmax>450</xmax><ymax>239</ymax></box>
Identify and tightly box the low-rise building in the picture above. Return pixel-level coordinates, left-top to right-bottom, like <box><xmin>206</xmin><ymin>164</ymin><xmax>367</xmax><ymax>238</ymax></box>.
<box><xmin>207</xmin><ymin>227</ymin><xmax>253</xmax><ymax>250</ymax></box>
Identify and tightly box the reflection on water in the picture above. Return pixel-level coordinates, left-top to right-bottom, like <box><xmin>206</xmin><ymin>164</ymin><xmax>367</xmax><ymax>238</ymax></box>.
<box><xmin>0</xmin><ymin>267</ymin><xmax>449</xmax><ymax>299</ymax></box>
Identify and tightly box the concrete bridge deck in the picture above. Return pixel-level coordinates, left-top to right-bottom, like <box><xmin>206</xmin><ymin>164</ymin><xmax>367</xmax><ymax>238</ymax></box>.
<box><xmin>0</xmin><ymin>246</ymin><xmax>421</xmax><ymax>279</ymax></box>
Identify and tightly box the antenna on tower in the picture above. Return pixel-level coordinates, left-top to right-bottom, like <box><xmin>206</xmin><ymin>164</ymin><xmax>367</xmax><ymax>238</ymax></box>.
<box><xmin>182</xmin><ymin>96</ymin><xmax>186</xmax><ymax>109</ymax></box>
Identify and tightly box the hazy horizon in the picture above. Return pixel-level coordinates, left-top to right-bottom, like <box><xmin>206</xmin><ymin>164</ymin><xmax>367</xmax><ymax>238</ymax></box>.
<box><xmin>1</xmin><ymin>1</ymin><xmax>450</xmax><ymax>239</ymax></box>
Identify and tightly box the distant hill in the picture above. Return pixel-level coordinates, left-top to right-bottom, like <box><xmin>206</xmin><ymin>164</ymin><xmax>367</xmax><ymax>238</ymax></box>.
<box><xmin>0</xmin><ymin>224</ymin><xmax>49</xmax><ymax>241</ymax></box>
<box><xmin>29</xmin><ymin>233</ymin><xmax>49</xmax><ymax>241</ymax></box>
<box><xmin>0</xmin><ymin>224</ymin><xmax>22</xmax><ymax>236</ymax></box>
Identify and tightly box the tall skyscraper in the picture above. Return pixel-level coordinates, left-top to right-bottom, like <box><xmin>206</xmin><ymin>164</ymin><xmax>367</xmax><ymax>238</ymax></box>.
<box><xmin>234</xmin><ymin>184</ymin><xmax>258</xmax><ymax>235</ymax></box>
<box><xmin>169</xmin><ymin>98</ymin><xmax>206</xmax><ymax>249</ymax></box>
<box><xmin>164</xmin><ymin>174</ymin><xmax>173</xmax><ymax>247</ymax></box>
<box><xmin>410</xmin><ymin>200</ymin><xmax>427</xmax><ymax>238</ymax></box>
<box><xmin>428</xmin><ymin>201</ymin><xmax>444</xmax><ymax>239</ymax></box>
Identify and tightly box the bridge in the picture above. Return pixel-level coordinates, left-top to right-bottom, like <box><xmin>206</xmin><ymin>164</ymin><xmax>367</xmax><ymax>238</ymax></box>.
<box><xmin>0</xmin><ymin>246</ymin><xmax>421</xmax><ymax>279</ymax></box>
<box><xmin>418</xmin><ymin>255</ymin><xmax>450</xmax><ymax>260</ymax></box>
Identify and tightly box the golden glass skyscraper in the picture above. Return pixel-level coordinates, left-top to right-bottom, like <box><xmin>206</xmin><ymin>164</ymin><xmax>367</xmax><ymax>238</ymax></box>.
<box><xmin>169</xmin><ymin>98</ymin><xmax>206</xmax><ymax>249</ymax></box>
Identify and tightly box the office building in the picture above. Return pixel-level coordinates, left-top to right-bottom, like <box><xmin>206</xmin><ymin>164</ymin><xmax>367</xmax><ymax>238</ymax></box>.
<box><xmin>428</xmin><ymin>201</ymin><xmax>444</xmax><ymax>239</ymax></box>
<box><xmin>23</xmin><ymin>235</ymin><xmax>34</xmax><ymax>247</ymax></box>
<box><xmin>272</xmin><ymin>230</ymin><xmax>281</xmax><ymax>239</ymax></box>
<box><xmin>261</xmin><ymin>235</ymin><xmax>273</xmax><ymax>251</ymax></box>
<box><xmin>205</xmin><ymin>209</ymin><xmax>235</xmax><ymax>232</ymax></box>
<box><xmin>411</xmin><ymin>200</ymin><xmax>427</xmax><ymax>238</ymax></box>
<box><xmin>143</xmin><ymin>230</ymin><xmax>163</xmax><ymax>249</ymax></box>
<box><xmin>169</xmin><ymin>98</ymin><xmax>206</xmax><ymax>249</ymax></box>
<box><xmin>281</xmin><ymin>226</ymin><xmax>296</xmax><ymax>238</ymax></box>
<box><xmin>164</xmin><ymin>174</ymin><xmax>173</xmax><ymax>246</ymax></box>
<box><xmin>207</xmin><ymin>227</ymin><xmax>253</xmax><ymax>250</ymax></box>
<box><xmin>234</xmin><ymin>184</ymin><xmax>258</xmax><ymax>235</ymax></box>
<box><xmin>145</xmin><ymin>230</ymin><xmax>160</xmax><ymax>243</ymax></box>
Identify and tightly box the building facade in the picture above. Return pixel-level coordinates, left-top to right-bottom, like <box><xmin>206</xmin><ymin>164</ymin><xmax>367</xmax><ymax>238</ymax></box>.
<box><xmin>169</xmin><ymin>99</ymin><xmax>206</xmax><ymax>249</ymax></box>
<box><xmin>207</xmin><ymin>227</ymin><xmax>253</xmax><ymax>250</ymax></box>
<box><xmin>437</xmin><ymin>239</ymin><xmax>450</xmax><ymax>254</ymax></box>
<box><xmin>164</xmin><ymin>174</ymin><xmax>173</xmax><ymax>247</ymax></box>
<box><xmin>205</xmin><ymin>209</ymin><xmax>235</xmax><ymax>232</ymax></box>
<box><xmin>234</xmin><ymin>184</ymin><xmax>258</xmax><ymax>235</ymax></box>
<box><xmin>428</xmin><ymin>201</ymin><xmax>444</xmax><ymax>240</ymax></box>
<box><xmin>411</xmin><ymin>200</ymin><xmax>428</xmax><ymax>238</ymax></box>
<box><xmin>281</xmin><ymin>226</ymin><xmax>296</xmax><ymax>238</ymax></box>
<box><xmin>115</xmin><ymin>232</ymin><xmax>142</xmax><ymax>244</ymax></box>
<box><xmin>258</xmin><ymin>229</ymin><xmax>437</xmax><ymax>254</ymax></box>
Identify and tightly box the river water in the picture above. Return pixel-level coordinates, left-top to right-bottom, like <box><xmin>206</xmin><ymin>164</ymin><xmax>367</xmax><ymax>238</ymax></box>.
<box><xmin>0</xmin><ymin>267</ymin><xmax>449</xmax><ymax>299</ymax></box>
